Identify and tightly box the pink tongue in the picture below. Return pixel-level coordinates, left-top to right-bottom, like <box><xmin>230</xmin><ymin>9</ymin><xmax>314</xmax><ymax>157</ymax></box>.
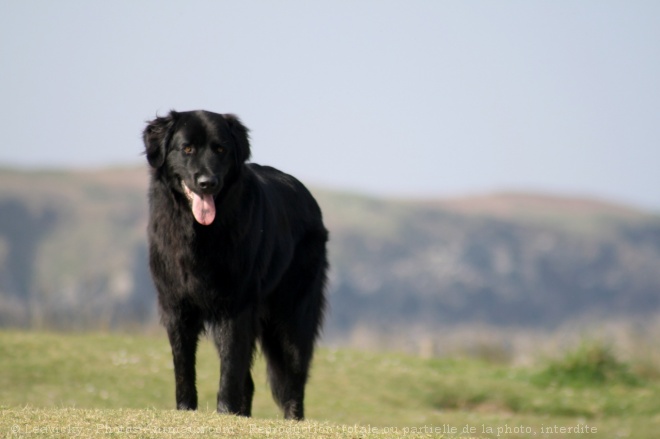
<box><xmin>191</xmin><ymin>192</ymin><xmax>216</xmax><ymax>225</ymax></box>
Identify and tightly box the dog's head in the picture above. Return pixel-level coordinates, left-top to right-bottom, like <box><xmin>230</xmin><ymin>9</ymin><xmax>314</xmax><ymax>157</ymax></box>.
<box><xmin>143</xmin><ymin>110</ymin><xmax>251</xmax><ymax>225</ymax></box>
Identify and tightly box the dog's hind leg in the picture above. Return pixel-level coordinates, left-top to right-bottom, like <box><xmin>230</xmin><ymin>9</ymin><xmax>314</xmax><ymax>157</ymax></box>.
<box><xmin>261</xmin><ymin>321</ymin><xmax>310</xmax><ymax>420</ymax></box>
<box><xmin>261</xmin><ymin>233</ymin><xmax>327</xmax><ymax>420</ymax></box>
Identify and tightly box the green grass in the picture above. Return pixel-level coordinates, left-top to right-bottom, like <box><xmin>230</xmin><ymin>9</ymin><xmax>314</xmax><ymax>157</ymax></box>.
<box><xmin>1</xmin><ymin>331</ymin><xmax>659</xmax><ymax>438</ymax></box>
<box><xmin>533</xmin><ymin>340</ymin><xmax>641</xmax><ymax>388</ymax></box>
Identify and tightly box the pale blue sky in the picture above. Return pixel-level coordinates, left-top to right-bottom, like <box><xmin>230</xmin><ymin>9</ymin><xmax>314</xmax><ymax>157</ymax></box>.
<box><xmin>2</xmin><ymin>1</ymin><xmax>659</xmax><ymax>209</ymax></box>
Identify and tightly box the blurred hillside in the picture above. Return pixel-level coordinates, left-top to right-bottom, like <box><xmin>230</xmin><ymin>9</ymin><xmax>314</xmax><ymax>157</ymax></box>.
<box><xmin>1</xmin><ymin>167</ymin><xmax>659</xmax><ymax>344</ymax></box>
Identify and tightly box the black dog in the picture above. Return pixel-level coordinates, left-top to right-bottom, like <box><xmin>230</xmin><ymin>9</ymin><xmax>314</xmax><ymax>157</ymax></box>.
<box><xmin>143</xmin><ymin>110</ymin><xmax>328</xmax><ymax>420</ymax></box>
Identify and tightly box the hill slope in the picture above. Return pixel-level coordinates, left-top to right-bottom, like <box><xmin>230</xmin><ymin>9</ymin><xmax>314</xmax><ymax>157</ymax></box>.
<box><xmin>1</xmin><ymin>167</ymin><xmax>660</xmax><ymax>340</ymax></box>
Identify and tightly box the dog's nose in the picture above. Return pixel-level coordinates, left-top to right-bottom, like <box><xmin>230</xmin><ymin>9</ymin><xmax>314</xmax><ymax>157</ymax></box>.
<box><xmin>197</xmin><ymin>175</ymin><xmax>218</xmax><ymax>191</ymax></box>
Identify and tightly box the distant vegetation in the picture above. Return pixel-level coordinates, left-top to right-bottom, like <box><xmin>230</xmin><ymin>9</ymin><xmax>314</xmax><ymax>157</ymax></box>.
<box><xmin>1</xmin><ymin>167</ymin><xmax>660</xmax><ymax>353</ymax></box>
<box><xmin>533</xmin><ymin>340</ymin><xmax>641</xmax><ymax>388</ymax></box>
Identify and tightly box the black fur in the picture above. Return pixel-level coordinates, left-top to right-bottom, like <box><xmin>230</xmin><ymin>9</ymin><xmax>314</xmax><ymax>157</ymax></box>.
<box><xmin>143</xmin><ymin>110</ymin><xmax>328</xmax><ymax>420</ymax></box>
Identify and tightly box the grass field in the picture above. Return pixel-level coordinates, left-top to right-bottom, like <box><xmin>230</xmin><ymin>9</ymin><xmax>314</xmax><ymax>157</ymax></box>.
<box><xmin>1</xmin><ymin>331</ymin><xmax>658</xmax><ymax>438</ymax></box>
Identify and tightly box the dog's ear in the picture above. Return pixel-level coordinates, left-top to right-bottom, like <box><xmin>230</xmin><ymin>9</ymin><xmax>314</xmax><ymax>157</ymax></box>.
<box><xmin>224</xmin><ymin>114</ymin><xmax>251</xmax><ymax>165</ymax></box>
<box><xmin>143</xmin><ymin>111</ymin><xmax>178</xmax><ymax>168</ymax></box>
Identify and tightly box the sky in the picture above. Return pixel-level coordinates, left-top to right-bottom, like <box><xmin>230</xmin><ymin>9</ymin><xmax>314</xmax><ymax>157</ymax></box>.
<box><xmin>1</xmin><ymin>1</ymin><xmax>659</xmax><ymax>210</ymax></box>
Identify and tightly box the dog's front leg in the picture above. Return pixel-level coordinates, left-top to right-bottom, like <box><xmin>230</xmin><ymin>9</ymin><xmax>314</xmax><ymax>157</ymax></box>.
<box><xmin>213</xmin><ymin>309</ymin><xmax>257</xmax><ymax>416</ymax></box>
<box><xmin>164</xmin><ymin>307</ymin><xmax>203</xmax><ymax>410</ymax></box>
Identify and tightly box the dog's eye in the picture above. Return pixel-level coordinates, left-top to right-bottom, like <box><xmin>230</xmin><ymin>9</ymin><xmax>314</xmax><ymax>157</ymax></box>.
<box><xmin>217</xmin><ymin>146</ymin><xmax>225</xmax><ymax>154</ymax></box>
<box><xmin>182</xmin><ymin>144</ymin><xmax>194</xmax><ymax>154</ymax></box>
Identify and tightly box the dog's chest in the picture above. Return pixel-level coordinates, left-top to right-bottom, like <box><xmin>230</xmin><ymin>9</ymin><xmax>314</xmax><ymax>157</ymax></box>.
<box><xmin>152</xmin><ymin>220</ymin><xmax>237</xmax><ymax>290</ymax></box>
